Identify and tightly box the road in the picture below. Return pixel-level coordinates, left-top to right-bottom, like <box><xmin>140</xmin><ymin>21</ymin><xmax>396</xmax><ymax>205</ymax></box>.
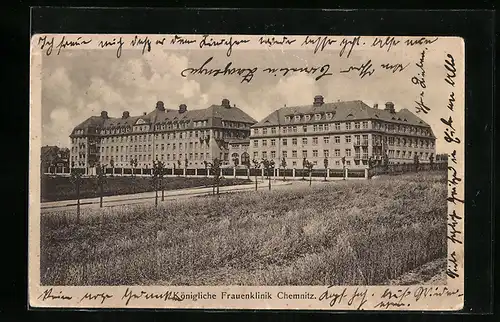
<box><xmin>40</xmin><ymin>180</ymin><xmax>315</xmax><ymax>213</ymax></box>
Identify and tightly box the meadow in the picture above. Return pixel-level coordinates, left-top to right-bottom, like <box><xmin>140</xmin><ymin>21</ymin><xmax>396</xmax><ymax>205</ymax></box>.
<box><xmin>40</xmin><ymin>172</ymin><xmax>447</xmax><ymax>286</ymax></box>
<box><xmin>41</xmin><ymin>175</ymin><xmax>250</xmax><ymax>202</ymax></box>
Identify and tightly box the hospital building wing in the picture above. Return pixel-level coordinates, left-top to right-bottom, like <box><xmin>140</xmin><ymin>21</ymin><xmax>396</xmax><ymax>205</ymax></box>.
<box><xmin>69</xmin><ymin>95</ymin><xmax>436</xmax><ymax>173</ymax></box>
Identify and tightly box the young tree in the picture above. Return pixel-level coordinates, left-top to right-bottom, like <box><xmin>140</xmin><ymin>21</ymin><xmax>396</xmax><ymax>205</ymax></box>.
<box><xmin>241</xmin><ymin>155</ymin><xmax>251</xmax><ymax>180</ymax></box>
<box><xmin>252</xmin><ymin>158</ymin><xmax>261</xmax><ymax>191</ymax></box>
<box><xmin>151</xmin><ymin>160</ymin><xmax>159</xmax><ymax>208</ymax></box>
<box><xmin>280</xmin><ymin>156</ymin><xmax>287</xmax><ymax>181</ymax></box>
<box><xmin>70</xmin><ymin>169</ymin><xmax>83</xmax><ymax>224</ymax></box>
<box><xmin>341</xmin><ymin>156</ymin><xmax>346</xmax><ymax>180</ymax></box>
<box><xmin>323</xmin><ymin>157</ymin><xmax>329</xmax><ymax>181</ymax></box>
<box><xmin>109</xmin><ymin>158</ymin><xmax>115</xmax><ymax>177</ymax></box>
<box><xmin>305</xmin><ymin>160</ymin><xmax>314</xmax><ymax>186</ymax></box>
<box><xmin>414</xmin><ymin>154</ymin><xmax>420</xmax><ymax>172</ymax></box>
<box><xmin>429</xmin><ymin>154</ymin><xmax>434</xmax><ymax>170</ymax></box>
<box><xmin>157</xmin><ymin>160</ymin><xmax>166</xmax><ymax>201</ymax></box>
<box><xmin>96</xmin><ymin>163</ymin><xmax>106</xmax><ymax>208</ymax></box>
<box><xmin>177</xmin><ymin>159</ymin><xmax>182</xmax><ymax>175</ymax></box>
<box><xmin>261</xmin><ymin>159</ymin><xmax>275</xmax><ymax>191</ymax></box>
<box><xmin>302</xmin><ymin>157</ymin><xmax>307</xmax><ymax>180</ymax></box>
<box><xmin>209</xmin><ymin>158</ymin><xmax>221</xmax><ymax>196</ymax></box>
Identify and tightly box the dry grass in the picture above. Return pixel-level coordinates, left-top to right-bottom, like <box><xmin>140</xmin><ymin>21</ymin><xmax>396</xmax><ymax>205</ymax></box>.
<box><xmin>40</xmin><ymin>172</ymin><xmax>447</xmax><ymax>286</ymax></box>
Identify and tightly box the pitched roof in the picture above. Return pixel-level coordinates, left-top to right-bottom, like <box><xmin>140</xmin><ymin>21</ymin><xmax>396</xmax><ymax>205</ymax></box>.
<box><xmin>253</xmin><ymin>100</ymin><xmax>431</xmax><ymax>128</ymax></box>
<box><xmin>145</xmin><ymin>105</ymin><xmax>257</xmax><ymax>124</ymax></box>
<box><xmin>72</xmin><ymin>102</ymin><xmax>257</xmax><ymax>133</ymax></box>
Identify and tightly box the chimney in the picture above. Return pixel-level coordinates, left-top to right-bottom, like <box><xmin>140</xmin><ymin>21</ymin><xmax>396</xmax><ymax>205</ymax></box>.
<box><xmin>100</xmin><ymin>111</ymin><xmax>108</xmax><ymax>119</ymax></box>
<box><xmin>313</xmin><ymin>95</ymin><xmax>324</xmax><ymax>106</ymax></box>
<box><xmin>221</xmin><ymin>98</ymin><xmax>231</xmax><ymax>108</ymax></box>
<box><xmin>156</xmin><ymin>101</ymin><xmax>165</xmax><ymax>111</ymax></box>
<box><xmin>179</xmin><ymin>104</ymin><xmax>187</xmax><ymax>113</ymax></box>
<box><xmin>122</xmin><ymin>111</ymin><xmax>130</xmax><ymax>119</ymax></box>
<box><xmin>373</xmin><ymin>103</ymin><xmax>379</xmax><ymax>109</ymax></box>
<box><xmin>385</xmin><ymin>102</ymin><xmax>395</xmax><ymax>113</ymax></box>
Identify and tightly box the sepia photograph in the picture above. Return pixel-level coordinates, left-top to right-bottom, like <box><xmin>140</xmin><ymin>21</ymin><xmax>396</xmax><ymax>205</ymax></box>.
<box><xmin>29</xmin><ymin>34</ymin><xmax>464</xmax><ymax>310</ymax></box>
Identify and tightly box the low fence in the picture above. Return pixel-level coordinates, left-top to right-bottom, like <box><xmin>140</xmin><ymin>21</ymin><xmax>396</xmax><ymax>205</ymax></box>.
<box><xmin>46</xmin><ymin>162</ymin><xmax>447</xmax><ymax>181</ymax></box>
<box><xmin>367</xmin><ymin>162</ymin><xmax>447</xmax><ymax>178</ymax></box>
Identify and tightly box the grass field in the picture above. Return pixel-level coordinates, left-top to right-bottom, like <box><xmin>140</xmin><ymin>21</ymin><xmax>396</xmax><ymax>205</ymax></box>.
<box><xmin>41</xmin><ymin>175</ymin><xmax>251</xmax><ymax>202</ymax></box>
<box><xmin>40</xmin><ymin>172</ymin><xmax>447</xmax><ymax>286</ymax></box>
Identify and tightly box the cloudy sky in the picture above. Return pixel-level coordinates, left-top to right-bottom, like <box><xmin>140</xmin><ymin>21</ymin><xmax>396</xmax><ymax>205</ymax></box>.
<box><xmin>40</xmin><ymin>37</ymin><xmax>461</xmax><ymax>153</ymax></box>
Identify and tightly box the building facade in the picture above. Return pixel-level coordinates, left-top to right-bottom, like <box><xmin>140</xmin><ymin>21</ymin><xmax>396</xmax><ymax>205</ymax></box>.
<box><xmin>69</xmin><ymin>99</ymin><xmax>257</xmax><ymax>173</ymax></box>
<box><xmin>249</xmin><ymin>95</ymin><xmax>436</xmax><ymax>170</ymax></box>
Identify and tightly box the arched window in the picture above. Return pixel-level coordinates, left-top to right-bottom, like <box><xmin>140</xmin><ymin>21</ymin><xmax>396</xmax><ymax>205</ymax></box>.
<box><xmin>231</xmin><ymin>153</ymin><xmax>239</xmax><ymax>166</ymax></box>
<box><xmin>241</xmin><ymin>152</ymin><xmax>250</xmax><ymax>166</ymax></box>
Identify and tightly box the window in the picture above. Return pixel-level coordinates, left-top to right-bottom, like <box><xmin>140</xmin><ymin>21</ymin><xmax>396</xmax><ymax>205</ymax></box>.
<box><xmin>313</xmin><ymin>125</ymin><xmax>318</xmax><ymax>132</ymax></box>
<box><xmin>292</xmin><ymin>150</ymin><xmax>297</xmax><ymax>158</ymax></box>
<box><xmin>346</xmin><ymin>149</ymin><xmax>352</xmax><ymax>157</ymax></box>
<box><xmin>253</xmin><ymin>151</ymin><xmax>258</xmax><ymax>159</ymax></box>
<box><xmin>318</xmin><ymin>124</ymin><xmax>323</xmax><ymax>131</ymax></box>
<box><xmin>302</xmin><ymin>150</ymin><xmax>308</xmax><ymax>158</ymax></box>
<box><xmin>262</xmin><ymin>139</ymin><xmax>267</xmax><ymax>147</ymax></box>
<box><xmin>315</xmin><ymin>114</ymin><xmax>321</xmax><ymax>121</ymax></box>
<box><xmin>283</xmin><ymin>127</ymin><xmax>288</xmax><ymax>134</ymax></box>
<box><xmin>262</xmin><ymin>128</ymin><xmax>268</xmax><ymax>135</ymax></box>
<box><xmin>312</xmin><ymin>137</ymin><xmax>318</xmax><ymax>145</ymax></box>
<box><xmin>305</xmin><ymin>115</ymin><xmax>311</xmax><ymax>121</ymax></box>
<box><xmin>346</xmin><ymin>122</ymin><xmax>352</xmax><ymax>130</ymax></box>
<box><xmin>345</xmin><ymin>135</ymin><xmax>351</xmax><ymax>143</ymax></box>
<box><xmin>292</xmin><ymin>126</ymin><xmax>297</xmax><ymax>133</ymax></box>
<box><xmin>302</xmin><ymin>138</ymin><xmax>308</xmax><ymax>145</ymax></box>
<box><xmin>271</xmin><ymin>139</ymin><xmax>276</xmax><ymax>146</ymax></box>
<box><xmin>262</xmin><ymin>151</ymin><xmax>267</xmax><ymax>159</ymax></box>
<box><xmin>326</xmin><ymin>113</ymin><xmax>333</xmax><ymax>119</ymax></box>
<box><xmin>355</xmin><ymin>122</ymin><xmax>360</xmax><ymax>129</ymax></box>
<box><xmin>285</xmin><ymin>116</ymin><xmax>291</xmax><ymax>122</ymax></box>
<box><xmin>324</xmin><ymin>136</ymin><xmax>330</xmax><ymax>144</ymax></box>
<box><xmin>283</xmin><ymin>151</ymin><xmax>288</xmax><ymax>158</ymax></box>
<box><xmin>253</xmin><ymin>140</ymin><xmax>258</xmax><ymax>148</ymax></box>
<box><xmin>346</xmin><ymin>160</ymin><xmax>351</xmax><ymax>166</ymax></box>
<box><xmin>313</xmin><ymin>150</ymin><xmax>318</xmax><ymax>157</ymax></box>
<box><xmin>334</xmin><ymin>136</ymin><xmax>340</xmax><ymax>144</ymax></box>
<box><xmin>334</xmin><ymin>149</ymin><xmax>340</xmax><ymax>157</ymax></box>
<box><xmin>294</xmin><ymin>115</ymin><xmax>301</xmax><ymax>122</ymax></box>
<box><xmin>282</xmin><ymin>138</ymin><xmax>287</xmax><ymax>146</ymax></box>
<box><xmin>303</xmin><ymin>125</ymin><xmax>308</xmax><ymax>133</ymax></box>
<box><xmin>292</xmin><ymin>138</ymin><xmax>297</xmax><ymax>146</ymax></box>
<box><xmin>271</xmin><ymin>151</ymin><xmax>276</xmax><ymax>159</ymax></box>
<box><xmin>271</xmin><ymin>127</ymin><xmax>276</xmax><ymax>134</ymax></box>
<box><xmin>324</xmin><ymin>150</ymin><xmax>329</xmax><ymax>157</ymax></box>
<box><xmin>253</xmin><ymin>128</ymin><xmax>259</xmax><ymax>135</ymax></box>
<box><xmin>335</xmin><ymin>160</ymin><xmax>340</xmax><ymax>166</ymax></box>
<box><xmin>292</xmin><ymin>161</ymin><xmax>297</xmax><ymax>166</ymax></box>
<box><xmin>362</xmin><ymin>121</ymin><xmax>368</xmax><ymax>129</ymax></box>
<box><xmin>335</xmin><ymin>122</ymin><xmax>341</xmax><ymax>130</ymax></box>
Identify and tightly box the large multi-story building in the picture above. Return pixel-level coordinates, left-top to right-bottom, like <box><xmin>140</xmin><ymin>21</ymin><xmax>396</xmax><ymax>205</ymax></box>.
<box><xmin>249</xmin><ymin>95</ymin><xmax>436</xmax><ymax>169</ymax></box>
<box><xmin>69</xmin><ymin>99</ymin><xmax>257</xmax><ymax>173</ymax></box>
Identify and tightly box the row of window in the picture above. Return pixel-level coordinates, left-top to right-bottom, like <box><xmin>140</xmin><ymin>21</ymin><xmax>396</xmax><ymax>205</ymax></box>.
<box><xmin>98</xmin><ymin>152</ymin><xmax>212</xmax><ymax>163</ymax></box>
<box><xmin>251</xmin><ymin>135</ymin><xmax>434</xmax><ymax>148</ymax></box>
<box><xmin>250</xmin><ymin>149</ymin><xmax>434</xmax><ymax>160</ymax></box>
<box><xmin>252</xmin><ymin>122</ymin><xmax>432</xmax><ymax>137</ymax></box>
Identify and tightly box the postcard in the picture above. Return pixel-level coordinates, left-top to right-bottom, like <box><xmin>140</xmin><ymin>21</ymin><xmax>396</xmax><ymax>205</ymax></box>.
<box><xmin>29</xmin><ymin>34</ymin><xmax>464</xmax><ymax>310</ymax></box>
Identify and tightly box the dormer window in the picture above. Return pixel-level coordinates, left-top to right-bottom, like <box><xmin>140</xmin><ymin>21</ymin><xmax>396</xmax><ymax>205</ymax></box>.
<box><xmin>326</xmin><ymin>113</ymin><xmax>333</xmax><ymax>119</ymax></box>
<box><xmin>305</xmin><ymin>115</ymin><xmax>311</xmax><ymax>121</ymax></box>
<box><xmin>285</xmin><ymin>116</ymin><xmax>291</xmax><ymax>122</ymax></box>
<box><xmin>294</xmin><ymin>115</ymin><xmax>301</xmax><ymax>122</ymax></box>
<box><xmin>314</xmin><ymin>114</ymin><xmax>321</xmax><ymax>121</ymax></box>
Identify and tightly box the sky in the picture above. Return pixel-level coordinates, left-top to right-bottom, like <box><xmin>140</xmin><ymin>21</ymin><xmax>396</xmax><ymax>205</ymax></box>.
<box><xmin>39</xmin><ymin>37</ymin><xmax>462</xmax><ymax>154</ymax></box>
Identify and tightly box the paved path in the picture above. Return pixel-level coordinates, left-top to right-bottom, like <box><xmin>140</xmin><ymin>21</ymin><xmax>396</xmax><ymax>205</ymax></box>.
<box><xmin>40</xmin><ymin>180</ymin><xmax>310</xmax><ymax>213</ymax></box>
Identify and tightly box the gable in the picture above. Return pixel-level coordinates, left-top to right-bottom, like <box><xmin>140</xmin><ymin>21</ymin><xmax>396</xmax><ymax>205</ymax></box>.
<box><xmin>135</xmin><ymin>118</ymin><xmax>147</xmax><ymax>125</ymax></box>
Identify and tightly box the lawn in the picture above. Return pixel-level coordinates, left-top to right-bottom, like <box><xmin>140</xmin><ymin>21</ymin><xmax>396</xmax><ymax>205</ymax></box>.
<box><xmin>40</xmin><ymin>172</ymin><xmax>447</xmax><ymax>286</ymax></box>
<box><xmin>41</xmin><ymin>175</ymin><xmax>251</xmax><ymax>202</ymax></box>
